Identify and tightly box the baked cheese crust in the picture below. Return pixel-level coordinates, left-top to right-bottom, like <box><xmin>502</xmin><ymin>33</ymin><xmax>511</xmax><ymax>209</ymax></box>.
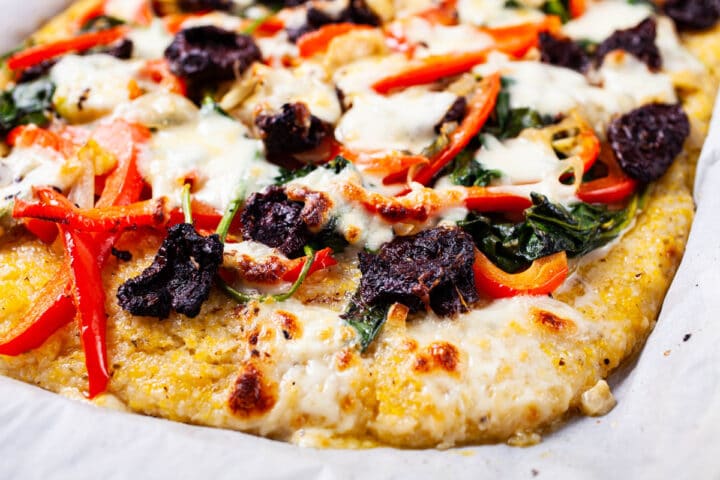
<box><xmin>0</xmin><ymin>0</ymin><xmax>717</xmax><ymax>448</ymax></box>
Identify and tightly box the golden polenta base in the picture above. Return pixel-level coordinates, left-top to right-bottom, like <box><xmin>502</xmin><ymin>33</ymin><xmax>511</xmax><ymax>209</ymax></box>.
<box><xmin>0</xmin><ymin>1</ymin><xmax>717</xmax><ymax>448</ymax></box>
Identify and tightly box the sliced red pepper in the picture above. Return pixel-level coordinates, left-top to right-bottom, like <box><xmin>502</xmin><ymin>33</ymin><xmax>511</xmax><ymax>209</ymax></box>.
<box><xmin>0</xmin><ymin>273</ymin><xmax>74</xmax><ymax>356</ymax></box>
<box><xmin>297</xmin><ymin>23</ymin><xmax>375</xmax><ymax>58</ymax></box>
<box><xmin>7</xmin><ymin>26</ymin><xmax>129</xmax><ymax>71</ymax></box>
<box><xmin>569</xmin><ymin>0</ymin><xmax>586</xmax><ymax>18</ymax></box>
<box><xmin>252</xmin><ymin>16</ymin><xmax>286</xmax><ymax>37</ymax></box>
<box><xmin>395</xmin><ymin>73</ymin><xmax>500</xmax><ymax>187</ymax></box>
<box><xmin>73</xmin><ymin>0</ymin><xmax>107</xmax><ymax>32</ymax></box>
<box><xmin>92</xmin><ymin>120</ymin><xmax>151</xmax><ymax>208</ymax></box>
<box><xmin>13</xmin><ymin>187</ymin><xmax>167</xmax><ymax>233</ymax></box>
<box><xmin>23</xmin><ymin>218</ymin><xmax>59</xmax><ymax>244</ymax></box>
<box><xmin>464</xmin><ymin>187</ymin><xmax>533</xmax><ymax>212</ymax></box>
<box><xmin>281</xmin><ymin>247</ymin><xmax>338</xmax><ymax>282</ymax></box>
<box><xmin>7</xmin><ymin>125</ymin><xmax>78</xmax><ymax>158</ymax></box>
<box><xmin>473</xmin><ymin>249</ymin><xmax>568</xmax><ymax>298</ymax></box>
<box><xmin>168</xmin><ymin>199</ymin><xmax>225</xmax><ymax>231</ymax></box>
<box><xmin>577</xmin><ymin>146</ymin><xmax>637</xmax><ymax>204</ymax></box>
<box><xmin>164</xmin><ymin>12</ymin><xmax>210</xmax><ymax>35</ymax></box>
<box><xmin>140</xmin><ymin>59</ymin><xmax>187</xmax><ymax>96</ymax></box>
<box><xmin>415</xmin><ymin>0</ymin><xmax>459</xmax><ymax>25</ymax></box>
<box><xmin>61</xmin><ymin>227</ymin><xmax>109</xmax><ymax>399</ymax></box>
<box><xmin>479</xmin><ymin>15</ymin><xmax>562</xmax><ymax>44</ymax></box>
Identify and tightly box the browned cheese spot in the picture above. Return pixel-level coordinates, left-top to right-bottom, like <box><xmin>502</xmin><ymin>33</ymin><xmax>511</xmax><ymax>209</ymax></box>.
<box><xmin>531</xmin><ymin>309</ymin><xmax>577</xmax><ymax>334</ymax></box>
<box><xmin>336</xmin><ymin>348</ymin><xmax>356</xmax><ymax>371</ymax></box>
<box><xmin>413</xmin><ymin>341</ymin><xmax>460</xmax><ymax>374</ymax></box>
<box><xmin>228</xmin><ymin>364</ymin><xmax>277</xmax><ymax>418</ymax></box>
<box><xmin>275</xmin><ymin>310</ymin><xmax>302</xmax><ymax>340</ymax></box>
<box><xmin>286</xmin><ymin>186</ymin><xmax>332</xmax><ymax>230</ymax></box>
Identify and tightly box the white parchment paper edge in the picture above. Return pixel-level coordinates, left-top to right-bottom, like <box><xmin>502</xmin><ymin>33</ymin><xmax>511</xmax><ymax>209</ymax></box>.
<box><xmin>0</xmin><ymin>2</ymin><xmax>718</xmax><ymax>478</ymax></box>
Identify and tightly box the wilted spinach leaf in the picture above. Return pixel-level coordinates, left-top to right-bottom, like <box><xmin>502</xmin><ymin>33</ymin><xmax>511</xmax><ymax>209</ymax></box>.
<box><xmin>481</xmin><ymin>77</ymin><xmax>555</xmax><ymax>140</ymax></box>
<box><xmin>274</xmin><ymin>155</ymin><xmax>350</xmax><ymax>185</ymax></box>
<box><xmin>542</xmin><ymin>0</ymin><xmax>571</xmax><ymax>22</ymax></box>
<box><xmin>460</xmin><ymin>193</ymin><xmax>638</xmax><ymax>273</ymax></box>
<box><xmin>80</xmin><ymin>15</ymin><xmax>125</xmax><ymax>33</ymax></box>
<box><xmin>446</xmin><ymin>150</ymin><xmax>502</xmax><ymax>187</ymax></box>
<box><xmin>341</xmin><ymin>294</ymin><xmax>390</xmax><ymax>351</ymax></box>
<box><xmin>0</xmin><ymin>78</ymin><xmax>55</xmax><ymax>136</ymax></box>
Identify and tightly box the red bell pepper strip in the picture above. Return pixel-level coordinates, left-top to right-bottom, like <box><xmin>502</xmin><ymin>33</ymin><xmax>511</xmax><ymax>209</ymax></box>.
<box><xmin>577</xmin><ymin>146</ymin><xmax>637</xmax><ymax>204</ymax></box>
<box><xmin>7</xmin><ymin>26</ymin><xmax>130</xmax><ymax>71</ymax></box>
<box><xmin>22</xmin><ymin>218</ymin><xmax>59</xmax><ymax>244</ymax></box>
<box><xmin>388</xmin><ymin>73</ymin><xmax>500</xmax><ymax>187</ymax></box>
<box><xmin>73</xmin><ymin>0</ymin><xmax>107</xmax><ymax>32</ymax></box>
<box><xmin>13</xmin><ymin>187</ymin><xmax>167</xmax><ymax>233</ymax></box>
<box><xmin>473</xmin><ymin>249</ymin><xmax>568</xmax><ymax>298</ymax></box>
<box><xmin>569</xmin><ymin>0</ymin><xmax>586</xmax><ymax>18</ymax></box>
<box><xmin>168</xmin><ymin>199</ymin><xmax>224</xmax><ymax>231</ymax></box>
<box><xmin>0</xmin><ymin>273</ymin><xmax>74</xmax><ymax>356</ymax></box>
<box><xmin>464</xmin><ymin>187</ymin><xmax>533</xmax><ymax>212</ymax></box>
<box><xmin>479</xmin><ymin>15</ymin><xmax>562</xmax><ymax>43</ymax></box>
<box><xmin>415</xmin><ymin>0</ymin><xmax>459</xmax><ymax>25</ymax></box>
<box><xmin>297</xmin><ymin>23</ymin><xmax>375</xmax><ymax>58</ymax></box>
<box><xmin>61</xmin><ymin>227</ymin><xmax>110</xmax><ymax>398</ymax></box>
<box><xmin>140</xmin><ymin>59</ymin><xmax>187</xmax><ymax>96</ymax></box>
<box><xmin>91</xmin><ymin>120</ymin><xmax>151</xmax><ymax>208</ymax></box>
<box><xmin>281</xmin><ymin>247</ymin><xmax>338</xmax><ymax>282</ymax></box>
<box><xmin>7</xmin><ymin>125</ymin><xmax>78</xmax><ymax>158</ymax></box>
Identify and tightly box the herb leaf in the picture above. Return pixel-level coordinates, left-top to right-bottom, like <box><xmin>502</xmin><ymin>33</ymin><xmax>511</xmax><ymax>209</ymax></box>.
<box><xmin>447</xmin><ymin>150</ymin><xmax>502</xmax><ymax>187</ymax></box>
<box><xmin>460</xmin><ymin>193</ymin><xmax>638</xmax><ymax>273</ymax></box>
<box><xmin>0</xmin><ymin>78</ymin><xmax>55</xmax><ymax>135</ymax></box>
<box><xmin>482</xmin><ymin>78</ymin><xmax>554</xmax><ymax>140</ymax></box>
<box><xmin>341</xmin><ymin>295</ymin><xmax>390</xmax><ymax>352</ymax></box>
<box><xmin>273</xmin><ymin>155</ymin><xmax>350</xmax><ymax>185</ymax></box>
<box><xmin>541</xmin><ymin>0</ymin><xmax>571</xmax><ymax>22</ymax></box>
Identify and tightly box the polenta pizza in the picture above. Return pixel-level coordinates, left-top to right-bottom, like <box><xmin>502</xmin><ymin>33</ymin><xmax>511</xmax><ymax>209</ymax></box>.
<box><xmin>0</xmin><ymin>0</ymin><xmax>717</xmax><ymax>448</ymax></box>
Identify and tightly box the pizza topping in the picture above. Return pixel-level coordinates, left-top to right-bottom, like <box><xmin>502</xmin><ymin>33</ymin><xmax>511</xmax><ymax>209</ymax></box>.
<box><xmin>0</xmin><ymin>79</ymin><xmax>55</xmax><ymax>137</ymax></box>
<box><xmin>538</xmin><ymin>32</ymin><xmax>589</xmax><ymax>73</ymax></box>
<box><xmin>255</xmin><ymin>102</ymin><xmax>331</xmax><ymax>156</ymax></box>
<box><xmin>240</xmin><ymin>186</ymin><xmax>313</xmax><ymax>257</ymax></box>
<box><xmin>164</xmin><ymin>26</ymin><xmax>262</xmax><ymax>86</ymax></box>
<box><xmin>472</xmin><ymin>250</ymin><xmax>568</xmax><ymax>298</ymax></box>
<box><xmin>117</xmin><ymin>223</ymin><xmax>224</xmax><ymax>319</ymax></box>
<box><xmin>607</xmin><ymin>103</ymin><xmax>690</xmax><ymax>183</ymax></box>
<box><xmin>287</xmin><ymin>0</ymin><xmax>381</xmax><ymax>42</ymax></box>
<box><xmin>151</xmin><ymin>0</ymin><xmax>233</xmax><ymax>16</ymax></box>
<box><xmin>663</xmin><ymin>0</ymin><xmax>720</xmax><ymax>31</ymax></box>
<box><xmin>435</xmin><ymin>96</ymin><xmax>468</xmax><ymax>133</ymax></box>
<box><xmin>596</xmin><ymin>18</ymin><xmax>662</xmax><ymax>71</ymax></box>
<box><xmin>358</xmin><ymin>226</ymin><xmax>479</xmax><ymax>316</ymax></box>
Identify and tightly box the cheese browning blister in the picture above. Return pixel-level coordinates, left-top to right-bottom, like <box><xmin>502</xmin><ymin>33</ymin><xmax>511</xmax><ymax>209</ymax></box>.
<box><xmin>0</xmin><ymin>0</ymin><xmax>716</xmax><ymax>448</ymax></box>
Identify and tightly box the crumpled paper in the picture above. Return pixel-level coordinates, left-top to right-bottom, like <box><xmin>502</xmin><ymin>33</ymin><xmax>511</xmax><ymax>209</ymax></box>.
<box><xmin>0</xmin><ymin>2</ymin><xmax>719</xmax><ymax>478</ymax></box>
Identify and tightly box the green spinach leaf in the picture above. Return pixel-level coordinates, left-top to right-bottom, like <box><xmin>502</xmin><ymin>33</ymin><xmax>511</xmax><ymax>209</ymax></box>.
<box><xmin>460</xmin><ymin>193</ymin><xmax>638</xmax><ymax>273</ymax></box>
<box><xmin>273</xmin><ymin>155</ymin><xmax>350</xmax><ymax>185</ymax></box>
<box><xmin>0</xmin><ymin>78</ymin><xmax>55</xmax><ymax>136</ymax></box>
<box><xmin>481</xmin><ymin>77</ymin><xmax>554</xmax><ymax>140</ymax></box>
<box><xmin>342</xmin><ymin>295</ymin><xmax>390</xmax><ymax>352</ymax></box>
<box><xmin>541</xmin><ymin>0</ymin><xmax>571</xmax><ymax>22</ymax></box>
<box><xmin>447</xmin><ymin>150</ymin><xmax>502</xmax><ymax>187</ymax></box>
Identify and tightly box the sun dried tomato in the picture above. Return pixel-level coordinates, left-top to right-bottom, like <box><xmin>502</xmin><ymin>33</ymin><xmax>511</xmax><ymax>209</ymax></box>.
<box><xmin>117</xmin><ymin>223</ymin><xmax>223</xmax><ymax>319</ymax></box>
<box><xmin>538</xmin><ymin>32</ymin><xmax>590</xmax><ymax>73</ymax></box>
<box><xmin>596</xmin><ymin>18</ymin><xmax>661</xmax><ymax>71</ymax></box>
<box><xmin>664</xmin><ymin>0</ymin><xmax>720</xmax><ymax>30</ymax></box>
<box><xmin>255</xmin><ymin>102</ymin><xmax>331</xmax><ymax>156</ymax></box>
<box><xmin>435</xmin><ymin>97</ymin><xmax>467</xmax><ymax>133</ymax></box>
<box><xmin>607</xmin><ymin>103</ymin><xmax>690</xmax><ymax>183</ymax></box>
<box><xmin>164</xmin><ymin>25</ymin><xmax>261</xmax><ymax>85</ymax></box>
<box><xmin>358</xmin><ymin>227</ymin><xmax>480</xmax><ymax>316</ymax></box>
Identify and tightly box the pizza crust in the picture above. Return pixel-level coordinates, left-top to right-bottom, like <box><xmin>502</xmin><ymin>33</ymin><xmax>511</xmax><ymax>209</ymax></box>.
<box><xmin>0</xmin><ymin>0</ymin><xmax>717</xmax><ymax>448</ymax></box>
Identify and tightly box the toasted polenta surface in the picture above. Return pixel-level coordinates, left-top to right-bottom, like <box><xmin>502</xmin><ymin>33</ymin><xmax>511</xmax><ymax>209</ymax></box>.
<box><xmin>0</xmin><ymin>0</ymin><xmax>717</xmax><ymax>448</ymax></box>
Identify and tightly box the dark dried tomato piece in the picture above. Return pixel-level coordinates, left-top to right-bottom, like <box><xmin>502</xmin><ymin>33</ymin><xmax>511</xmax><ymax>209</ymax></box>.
<box><xmin>164</xmin><ymin>26</ymin><xmax>261</xmax><ymax>85</ymax></box>
<box><xmin>17</xmin><ymin>59</ymin><xmax>57</xmax><ymax>84</ymax></box>
<box><xmin>538</xmin><ymin>32</ymin><xmax>590</xmax><ymax>73</ymax></box>
<box><xmin>287</xmin><ymin>0</ymin><xmax>380</xmax><ymax>42</ymax></box>
<box><xmin>100</xmin><ymin>38</ymin><xmax>134</xmax><ymax>59</ymax></box>
<box><xmin>241</xmin><ymin>186</ymin><xmax>311</xmax><ymax>257</ymax></box>
<box><xmin>117</xmin><ymin>223</ymin><xmax>223</xmax><ymax>319</ymax></box>
<box><xmin>664</xmin><ymin>0</ymin><xmax>720</xmax><ymax>30</ymax></box>
<box><xmin>152</xmin><ymin>0</ymin><xmax>232</xmax><ymax>15</ymax></box>
<box><xmin>358</xmin><ymin>227</ymin><xmax>480</xmax><ymax>317</ymax></box>
<box><xmin>607</xmin><ymin>103</ymin><xmax>690</xmax><ymax>183</ymax></box>
<box><xmin>596</xmin><ymin>18</ymin><xmax>661</xmax><ymax>71</ymax></box>
<box><xmin>435</xmin><ymin>97</ymin><xmax>467</xmax><ymax>133</ymax></box>
<box><xmin>255</xmin><ymin>103</ymin><xmax>331</xmax><ymax>156</ymax></box>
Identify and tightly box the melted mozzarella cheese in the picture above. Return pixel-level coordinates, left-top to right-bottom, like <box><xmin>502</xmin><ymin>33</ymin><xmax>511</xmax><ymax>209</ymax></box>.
<box><xmin>458</xmin><ymin>0</ymin><xmax>545</xmax><ymax>26</ymax></box>
<box><xmin>257</xmin><ymin>32</ymin><xmax>299</xmax><ymax>60</ymax></box>
<box><xmin>0</xmin><ymin>146</ymin><xmax>80</xmax><ymax>212</ymax></box>
<box><xmin>656</xmin><ymin>16</ymin><xmax>705</xmax><ymax>74</ymax></box>
<box><xmin>140</xmin><ymin>112</ymin><xmax>275</xmax><ymax>210</ymax></box>
<box><xmin>128</xmin><ymin>21</ymin><xmax>174</xmax><ymax>60</ymax></box>
<box><xmin>599</xmin><ymin>51</ymin><xmax>677</xmax><ymax>105</ymax></box>
<box><xmin>335</xmin><ymin>88</ymin><xmax>457</xmax><ymax>154</ymax></box>
<box><xmin>50</xmin><ymin>54</ymin><xmax>143</xmax><ymax>123</ymax></box>
<box><xmin>333</xmin><ymin>54</ymin><xmax>408</xmax><ymax>102</ymax></box>
<box><xmin>180</xmin><ymin>11</ymin><xmax>245</xmax><ymax>31</ymax></box>
<box><xmin>243</xmin><ymin>64</ymin><xmax>342</xmax><ymax>124</ymax></box>
<box><xmin>562</xmin><ymin>0</ymin><xmax>652</xmax><ymax>42</ymax></box>
<box><xmin>289</xmin><ymin>167</ymin><xmax>395</xmax><ymax>250</ymax></box>
<box><xmin>403</xmin><ymin>18</ymin><xmax>494</xmax><ymax>57</ymax></box>
<box><xmin>104</xmin><ymin>0</ymin><xmax>149</xmax><ymax>22</ymax></box>
<box><xmin>475</xmin><ymin>135</ymin><xmax>560</xmax><ymax>184</ymax></box>
<box><xmin>113</xmin><ymin>92</ymin><xmax>199</xmax><ymax>128</ymax></box>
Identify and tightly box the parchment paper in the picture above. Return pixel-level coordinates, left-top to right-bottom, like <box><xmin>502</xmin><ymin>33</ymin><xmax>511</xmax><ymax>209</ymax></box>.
<box><xmin>0</xmin><ymin>2</ymin><xmax>718</xmax><ymax>478</ymax></box>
